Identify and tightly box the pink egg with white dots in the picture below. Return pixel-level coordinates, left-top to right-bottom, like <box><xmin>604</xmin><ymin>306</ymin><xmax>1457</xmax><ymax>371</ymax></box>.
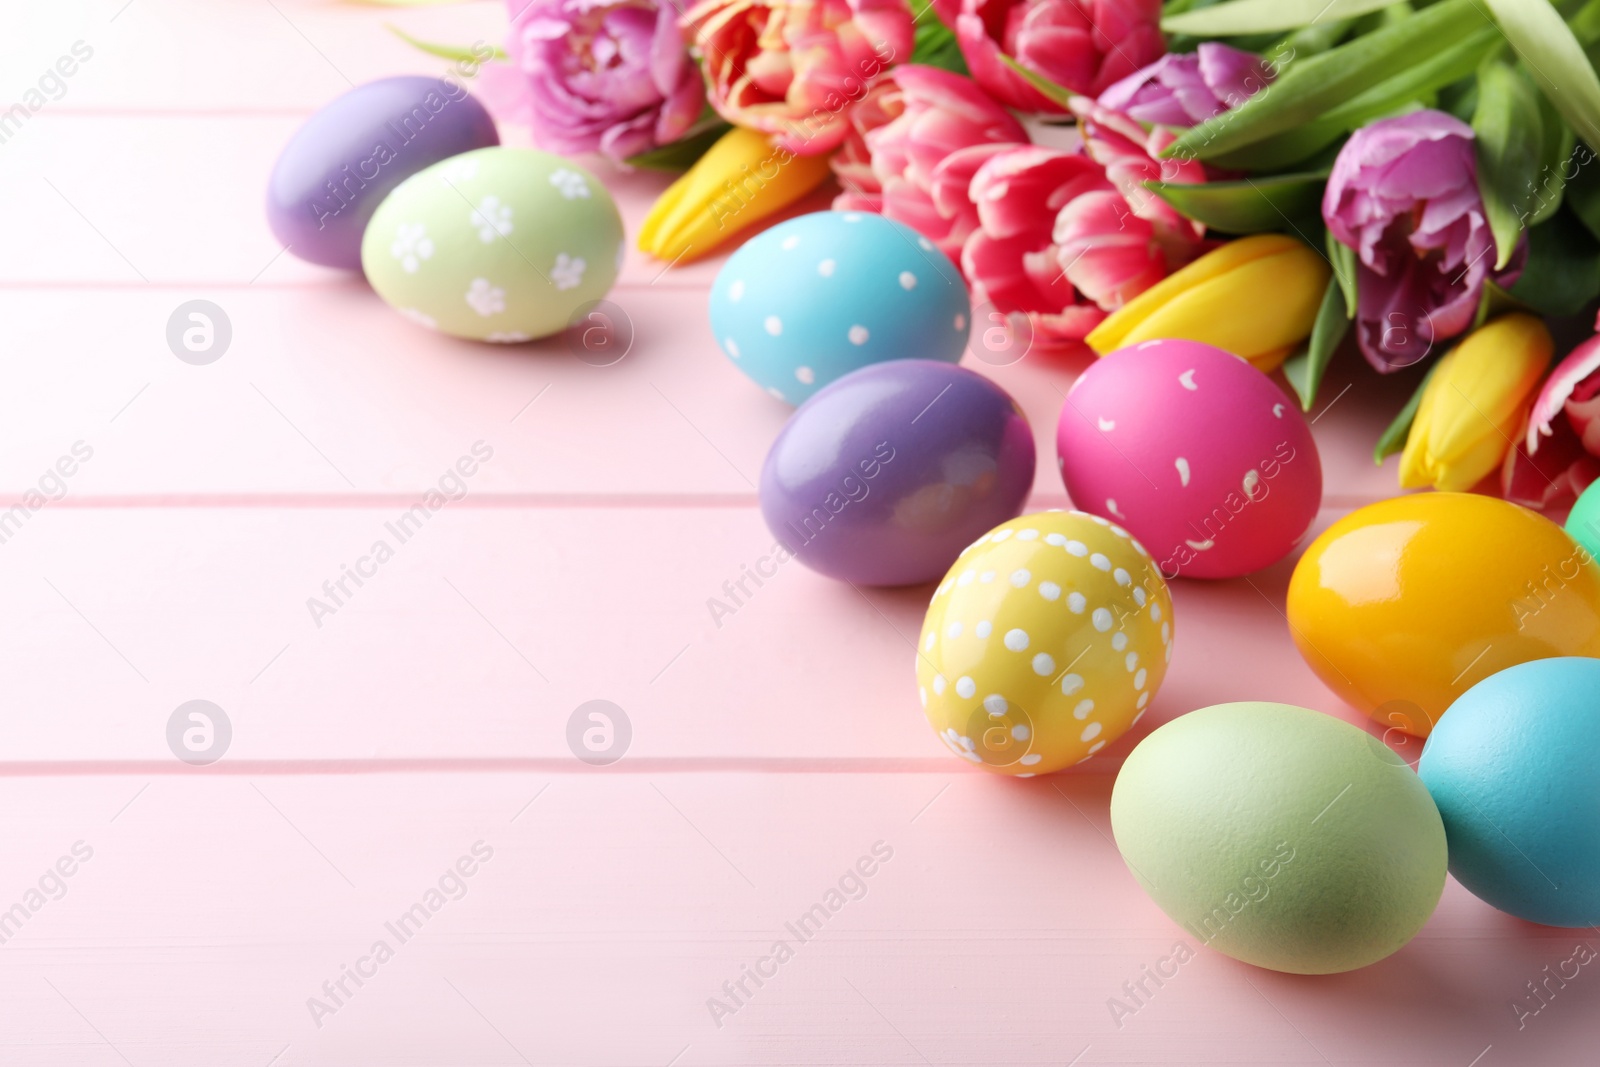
<box><xmin>1055</xmin><ymin>340</ymin><xmax>1322</xmax><ymax>580</ymax></box>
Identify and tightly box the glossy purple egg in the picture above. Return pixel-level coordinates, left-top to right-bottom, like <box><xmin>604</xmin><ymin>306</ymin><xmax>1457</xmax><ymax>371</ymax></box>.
<box><xmin>266</xmin><ymin>76</ymin><xmax>499</xmax><ymax>269</ymax></box>
<box><xmin>760</xmin><ymin>360</ymin><xmax>1036</xmax><ymax>586</ymax></box>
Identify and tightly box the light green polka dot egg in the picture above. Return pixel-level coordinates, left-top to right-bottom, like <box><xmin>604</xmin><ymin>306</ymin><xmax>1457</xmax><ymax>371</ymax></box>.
<box><xmin>917</xmin><ymin>511</ymin><xmax>1174</xmax><ymax>776</ymax></box>
<box><xmin>361</xmin><ymin>147</ymin><xmax>623</xmax><ymax>342</ymax></box>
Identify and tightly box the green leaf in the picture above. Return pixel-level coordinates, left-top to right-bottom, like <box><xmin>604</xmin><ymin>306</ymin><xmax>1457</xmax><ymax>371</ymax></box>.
<box><xmin>625</xmin><ymin>114</ymin><xmax>732</xmax><ymax>172</ymax></box>
<box><xmin>1374</xmin><ymin>363</ymin><xmax>1438</xmax><ymax>465</ymax></box>
<box><xmin>1528</xmin><ymin>92</ymin><xmax>1577</xmax><ymax>226</ymax></box>
<box><xmin>1473</xmin><ymin>278</ymin><xmax>1530</xmax><ymax>329</ymax></box>
<box><xmin>1507</xmin><ymin>208</ymin><xmax>1600</xmax><ymax>316</ymax></box>
<box><xmin>1282</xmin><ymin>275</ymin><xmax>1350</xmax><ymax>410</ymax></box>
<box><xmin>910</xmin><ymin>0</ymin><xmax>968</xmax><ymax>75</ymax></box>
<box><xmin>1473</xmin><ymin>59</ymin><xmax>1545</xmax><ymax>270</ymax></box>
<box><xmin>998</xmin><ymin>54</ymin><xmax>1074</xmax><ymax>108</ymax></box>
<box><xmin>1565</xmin><ymin>141</ymin><xmax>1600</xmax><ymax>240</ymax></box>
<box><xmin>1326</xmin><ymin>229</ymin><xmax>1358</xmax><ymax>318</ymax></box>
<box><xmin>1165</xmin><ymin>0</ymin><xmax>1487</xmax><ymax>163</ymax></box>
<box><xmin>385</xmin><ymin>25</ymin><xmax>504</xmax><ymax>63</ymax></box>
<box><xmin>1162</xmin><ymin>0</ymin><xmax>1398</xmax><ymax>35</ymax></box>
<box><xmin>1146</xmin><ymin>170</ymin><xmax>1328</xmax><ymax>233</ymax></box>
<box><xmin>1482</xmin><ymin>0</ymin><xmax>1600</xmax><ymax>152</ymax></box>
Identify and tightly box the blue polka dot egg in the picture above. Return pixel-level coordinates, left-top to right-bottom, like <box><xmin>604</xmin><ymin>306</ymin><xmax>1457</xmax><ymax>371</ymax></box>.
<box><xmin>710</xmin><ymin>211</ymin><xmax>971</xmax><ymax>404</ymax></box>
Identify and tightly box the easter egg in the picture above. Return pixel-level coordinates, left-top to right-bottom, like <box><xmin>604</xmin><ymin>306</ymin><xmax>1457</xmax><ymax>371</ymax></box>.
<box><xmin>1287</xmin><ymin>492</ymin><xmax>1600</xmax><ymax>737</ymax></box>
<box><xmin>760</xmin><ymin>360</ymin><xmax>1033</xmax><ymax>586</ymax></box>
<box><xmin>916</xmin><ymin>511</ymin><xmax>1173</xmax><ymax>775</ymax></box>
<box><xmin>267</xmin><ymin>76</ymin><xmax>499</xmax><ymax>269</ymax></box>
<box><xmin>1112</xmin><ymin>702</ymin><xmax>1447</xmax><ymax>974</ymax></box>
<box><xmin>1419</xmin><ymin>658</ymin><xmax>1600</xmax><ymax>926</ymax></box>
<box><xmin>1055</xmin><ymin>339</ymin><xmax>1321</xmax><ymax>579</ymax></box>
<box><xmin>362</xmin><ymin>148</ymin><xmax>622</xmax><ymax>342</ymax></box>
<box><xmin>1567</xmin><ymin>478</ymin><xmax>1600</xmax><ymax>556</ymax></box>
<box><xmin>709</xmin><ymin>211</ymin><xmax>970</xmax><ymax>405</ymax></box>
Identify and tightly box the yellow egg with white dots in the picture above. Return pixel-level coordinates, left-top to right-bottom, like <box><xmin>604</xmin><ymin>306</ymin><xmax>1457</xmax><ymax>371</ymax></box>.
<box><xmin>917</xmin><ymin>511</ymin><xmax>1174</xmax><ymax>775</ymax></box>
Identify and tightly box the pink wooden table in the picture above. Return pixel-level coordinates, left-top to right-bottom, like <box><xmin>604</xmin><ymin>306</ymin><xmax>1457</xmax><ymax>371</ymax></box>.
<box><xmin>1</xmin><ymin>2</ymin><xmax>1592</xmax><ymax>1064</ymax></box>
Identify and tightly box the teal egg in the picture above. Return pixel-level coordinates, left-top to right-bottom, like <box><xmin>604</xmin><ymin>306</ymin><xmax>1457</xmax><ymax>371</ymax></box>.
<box><xmin>1111</xmin><ymin>702</ymin><xmax>1447</xmax><ymax>974</ymax></box>
<box><xmin>361</xmin><ymin>147</ymin><xmax>622</xmax><ymax>341</ymax></box>
<box><xmin>1419</xmin><ymin>658</ymin><xmax>1600</xmax><ymax>926</ymax></box>
<box><xmin>1567</xmin><ymin>479</ymin><xmax>1600</xmax><ymax>557</ymax></box>
<box><xmin>708</xmin><ymin>211</ymin><xmax>970</xmax><ymax>405</ymax></box>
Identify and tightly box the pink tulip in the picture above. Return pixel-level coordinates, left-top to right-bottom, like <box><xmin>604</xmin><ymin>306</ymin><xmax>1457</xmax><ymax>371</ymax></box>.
<box><xmin>831</xmin><ymin>65</ymin><xmax>1028</xmax><ymax>258</ymax></box>
<box><xmin>1504</xmin><ymin>316</ymin><xmax>1600</xmax><ymax>508</ymax></box>
<box><xmin>1073</xmin><ymin>99</ymin><xmax>1207</xmax><ymax>266</ymax></box>
<box><xmin>683</xmin><ymin>0</ymin><xmax>914</xmax><ymax>155</ymax></box>
<box><xmin>954</xmin><ymin>0</ymin><xmax>1165</xmax><ymax>114</ymax></box>
<box><xmin>1097</xmin><ymin>42</ymin><xmax>1274</xmax><ymax>128</ymax></box>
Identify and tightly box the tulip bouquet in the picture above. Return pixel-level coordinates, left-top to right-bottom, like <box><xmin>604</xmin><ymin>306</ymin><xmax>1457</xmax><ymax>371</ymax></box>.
<box><xmin>422</xmin><ymin>0</ymin><xmax>1600</xmax><ymax>511</ymax></box>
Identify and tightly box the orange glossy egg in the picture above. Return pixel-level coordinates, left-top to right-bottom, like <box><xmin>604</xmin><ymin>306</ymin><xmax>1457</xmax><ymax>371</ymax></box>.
<box><xmin>1286</xmin><ymin>493</ymin><xmax>1600</xmax><ymax>737</ymax></box>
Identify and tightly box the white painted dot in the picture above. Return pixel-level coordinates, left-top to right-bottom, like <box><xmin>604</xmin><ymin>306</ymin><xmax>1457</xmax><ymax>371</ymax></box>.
<box><xmin>984</xmin><ymin>694</ymin><xmax>1008</xmax><ymax>716</ymax></box>
<box><xmin>1125</xmin><ymin>651</ymin><xmax>1139</xmax><ymax>672</ymax></box>
<box><xmin>899</xmin><ymin>271</ymin><xmax>917</xmax><ymax>290</ymax></box>
<box><xmin>795</xmin><ymin>366</ymin><xmax>815</xmax><ymax>384</ymax></box>
<box><xmin>1068</xmin><ymin>592</ymin><xmax>1087</xmax><ymax>614</ymax></box>
<box><xmin>818</xmin><ymin>258</ymin><xmax>836</xmax><ymax>276</ymax></box>
<box><xmin>1081</xmin><ymin>721</ymin><xmax>1103</xmax><ymax>742</ymax></box>
<box><xmin>1133</xmin><ymin>587</ymin><xmax>1147</xmax><ymax>607</ymax></box>
<box><xmin>1134</xmin><ymin>668</ymin><xmax>1148</xmax><ymax>689</ymax></box>
<box><xmin>956</xmin><ymin>676</ymin><xmax>976</xmax><ymax>699</ymax></box>
<box><xmin>766</xmin><ymin>386</ymin><xmax>786</xmax><ymax>400</ymax></box>
<box><xmin>781</xmin><ymin>234</ymin><xmax>800</xmax><ymax>250</ymax></box>
<box><xmin>923</xmin><ymin>632</ymin><xmax>935</xmax><ymax>651</ymax></box>
<box><xmin>1132</xmin><ymin>539</ymin><xmax>1149</xmax><ymax>557</ymax></box>
<box><xmin>1009</xmin><ymin>569</ymin><xmax>1031</xmax><ymax>588</ymax></box>
<box><xmin>1113</xmin><ymin>568</ymin><xmax>1131</xmax><ymax>587</ymax></box>
<box><xmin>1111</xmin><ymin>632</ymin><xmax>1128</xmax><ymax>652</ymax></box>
<box><xmin>724</xmin><ymin>338</ymin><xmax>740</xmax><ymax>359</ymax></box>
<box><xmin>954</xmin><ymin>313</ymin><xmax>967</xmax><ymax>331</ymax></box>
<box><xmin>1032</xmin><ymin>653</ymin><xmax>1054</xmax><ymax>676</ymax></box>
<box><xmin>1017</xmin><ymin>771</ymin><xmax>1036</xmax><ymax>777</ymax></box>
<box><xmin>975</xmin><ymin>620</ymin><xmax>993</xmax><ymax>638</ymax></box>
<box><xmin>1039</xmin><ymin>581</ymin><xmax>1061</xmax><ymax>601</ymax></box>
<box><xmin>1065</xmin><ymin>540</ymin><xmax>1088</xmax><ymax>557</ymax></box>
<box><xmin>933</xmin><ymin>674</ymin><xmax>947</xmax><ymax>694</ymax></box>
<box><xmin>728</xmin><ymin>280</ymin><xmax>745</xmax><ymax>302</ymax></box>
<box><xmin>1161</xmin><ymin>622</ymin><xmax>1171</xmax><ymax>642</ymax></box>
<box><xmin>946</xmin><ymin>621</ymin><xmax>963</xmax><ymax>639</ymax></box>
<box><xmin>992</xmin><ymin>529</ymin><xmax>1014</xmax><ymax>542</ymax></box>
<box><xmin>1090</xmin><ymin>553</ymin><xmax>1111</xmax><ymax>572</ymax></box>
<box><xmin>1137</xmin><ymin>691</ymin><xmax>1150</xmax><ymax>709</ymax></box>
<box><xmin>958</xmin><ymin>570</ymin><xmax>976</xmax><ymax>586</ymax></box>
<box><xmin>1012</xmin><ymin>725</ymin><xmax>1031</xmax><ymax>743</ymax></box>
<box><xmin>848</xmin><ymin>325</ymin><xmax>869</xmax><ymax>345</ymax></box>
<box><xmin>919</xmin><ymin>236</ymin><xmax>934</xmax><ymax>251</ymax></box>
<box><xmin>919</xmin><ymin>687</ymin><xmax>927</xmax><ymax>707</ymax></box>
<box><xmin>979</xmin><ymin>570</ymin><xmax>996</xmax><ymax>583</ymax></box>
<box><xmin>1017</xmin><ymin>529</ymin><xmax>1039</xmax><ymax>541</ymax></box>
<box><xmin>1061</xmin><ymin>674</ymin><xmax>1084</xmax><ymax>696</ymax></box>
<box><xmin>1088</xmin><ymin>740</ymin><xmax>1106</xmax><ymax>754</ymax></box>
<box><xmin>1004</xmin><ymin>628</ymin><xmax>1030</xmax><ymax>652</ymax></box>
<box><xmin>843</xmin><ymin>213</ymin><xmax>862</xmax><ymax>222</ymax></box>
<box><xmin>1092</xmin><ymin>608</ymin><xmax>1113</xmax><ymax>632</ymax></box>
<box><xmin>1045</xmin><ymin>533</ymin><xmax>1067</xmax><ymax>547</ymax></box>
<box><xmin>1019</xmin><ymin>753</ymin><xmax>1041</xmax><ymax>766</ymax></box>
<box><xmin>764</xmin><ymin>315</ymin><xmax>782</xmax><ymax>336</ymax></box>
<box><xmin>1151</xmin><ymin>604</ymin><xmax>1162</xmax><ymax>622</ymax></box>
<box><xmin>1074</xmin><ymin>699</ymin><xmax>1095</xmax><ymax>719</ymax></box>
<box><xmin>1110</xmin><ymin>525</ymin><xmax>1130</xmax><ymax>539</ymax></box>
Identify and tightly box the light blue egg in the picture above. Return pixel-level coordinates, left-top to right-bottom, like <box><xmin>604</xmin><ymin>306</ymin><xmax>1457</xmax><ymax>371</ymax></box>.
<box><xmin>1418</xmin><ymin>657</ymin><xmax>1600</xmax><ymax>926</ymax></box>
<box><xmin>709</xmin><ymin>211</ymin><xmax>971</xmax><ymax>404</ymax></box>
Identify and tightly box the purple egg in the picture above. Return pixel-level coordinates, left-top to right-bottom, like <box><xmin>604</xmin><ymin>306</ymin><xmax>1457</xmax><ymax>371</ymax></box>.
<box><xmin>266</xmin><ymin>76</ymin><xmax>499</xmax><ymax>269</ymax></box>
<box><xmin>760</xmin><ymin>360</ymin><xmax>1036</xmax><ymax>586</ymax></box>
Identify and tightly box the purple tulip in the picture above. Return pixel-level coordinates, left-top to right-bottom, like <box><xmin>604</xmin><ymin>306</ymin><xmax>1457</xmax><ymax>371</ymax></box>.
<box><xmin>1097</xmin><ymin>42</ymin><xmax>1274</xmax><ymax>128</ymax></box>
<box><xmin>1323</xmin><ymin>109</ymin><xmax>1522</xmax><ymax>372</ymax></box>
<box><xmin>492</xmin><ymin>0</ymin><xmax>705</xmax><ymax>162</ymax></box>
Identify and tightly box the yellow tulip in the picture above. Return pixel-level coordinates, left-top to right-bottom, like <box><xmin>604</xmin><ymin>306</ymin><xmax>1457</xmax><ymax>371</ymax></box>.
<box><xmin>1085</xmin><ymin>234</ymin><xmax>1331</xmax><ymax>373</ymax></box>
<box><xmin>638</xmin><ymin>126</ymin><xmax>835</xmax><ymax>265</ymax></box>
<box><xmin>1399</xmin><ymin>313</ymin><xmax>1552</xmax><ymax>492</ymax></box>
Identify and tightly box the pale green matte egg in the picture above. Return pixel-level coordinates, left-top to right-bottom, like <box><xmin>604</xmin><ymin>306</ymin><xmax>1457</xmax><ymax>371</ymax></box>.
<box><xmin>1110</xmin><ymin>702</ymin><xmax>1447</xmax><ymax>974</ymax></box>
<box><xmin>361</xmin><ymin>147</ymin><xmax>623</xmax><ymax>341</ymax></box>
